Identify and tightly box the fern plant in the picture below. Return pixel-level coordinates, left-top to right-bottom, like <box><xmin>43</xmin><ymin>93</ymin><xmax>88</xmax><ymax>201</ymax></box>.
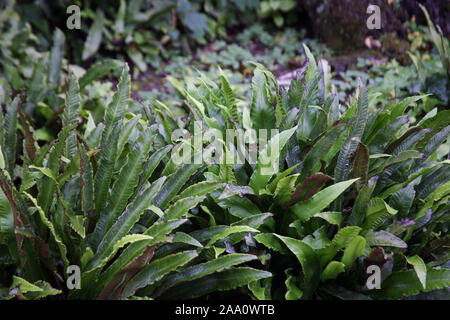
<box><xmin>0</xmin><ymin>65</ymin><xmax>270</xmax><ymax>300</ymax></box>
<box><xmin>167</xmin><ymin>46</ymin><xmax>450</xmax><ymax>300</ymax></box>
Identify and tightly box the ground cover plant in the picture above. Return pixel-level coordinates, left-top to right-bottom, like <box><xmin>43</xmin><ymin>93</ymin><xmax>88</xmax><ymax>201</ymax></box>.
<box><xmin>0</xmin><ymin>65</ymin><xmax>272</xmax><ymax>300</ymax></box>
<box><xmin>167</xmin><ymin>47</ymin><xmax>450</xmax><ymax>299</ymax></box>
<box><xmin>0</xmin><ymin>0</ymin><xmax>449</xmax><ymax>300</ymax></box>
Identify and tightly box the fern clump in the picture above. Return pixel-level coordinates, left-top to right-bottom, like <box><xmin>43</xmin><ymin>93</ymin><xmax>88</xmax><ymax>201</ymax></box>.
<box><xmin>0</xmin><ymin>45</ymin><xmax>448</xmax><ymax>300</ymax></box>
<box><xmin>0</xmin><ymin>65</ymin><xmax>270</xmax><ymax>300</ymax></box>
<box><xmin>167</xmin><ymin>46</ymin><xmax>450</xmax><ymax>300</ymax></box>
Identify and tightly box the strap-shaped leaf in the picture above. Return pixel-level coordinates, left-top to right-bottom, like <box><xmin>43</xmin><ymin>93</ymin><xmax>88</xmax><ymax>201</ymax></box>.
<box><xmin>172</xmin><ymin>232</ymin><xmax>203</xmax><ymax>247</ymax></box>
<box><xmin>367</xmin><ymin>115</ymin><xmax>408</xmax><ymax>153</ymax></box>
<box><xmin>291</xmin><ymin>178</ymin><xmax>358</xmax><ymax>222</ymax></box>
<box><xmin>137</xmin><ymin>144</ymin><xmax>172</xmax><ymax>192</ymax></box>
<box><xmin>321</xmin><ymin>261</ymin><xmax>346</xmax><ymax>282</ymax></box>
<box><xmin>416</xmin><ymin>165</ymin><xmax>450</xmax><ymax>200</ymax></box>
<box><xmin>388</xmin><ymin>179</ymin><xmax>418</xmax><ymax>218</ymax></box>
<box><xmin>88</xmin><ymin>178</ymin><xmax>165</xmax><ymax>270</ymax></box>
<box><xmin>348</xmin><ymin>175</ymin><xmax>378</xmax><ymax>226</ymax></box>
<box><xmin>101</xmin><ymin>65</ymin><xmax>130</xmax><ymax>147</ymax></box>
<box><xmin>205</xmin><ymin>225</ymin><xmax>259</xmax><ymax>248</ymax></box>
<box><xmin>370</xmin><ymin>150</ymin><xmax>423</xmax><ymax>176</ymax></box>
<box><xmin>165</xmin><ymin>195</ymin><xmax>206</xmax><ymax>220</ymax></box>
<box><xmin>93</xmin><ymin>219</ymin><xmax>187</xmax><ymax>295</ymax></box>
<box><xmin>92</xmin><ymin>66</ymin><xmax>129</xmax><ymax>211</ymax></box>
<box><xmin>303</xmin><ymin>44</ymin><xmax>318</xmax><ymax>84</ymax></box>
<box><xmin>153</xmin><ymin>163</ymin><xmax>201</xmax><ymax>210</ymax></box>
<box><xmin>63</xmin><ymin>74</ymin><xmax>80</xmax><ymax>159</ymax></box>
<box><xmin>79</xmin><ymin>59</ymin><xmax>122</xmax><ymax>89</ymax></box>
<box><xmin>153</xmin><ymin>253</ymin><xmax>258</xmax><ymax>298</ymax></box>
<box><xmin>267</xmin><ymin>164</ymin><xmax>299</xmax><ymax>194</ymax></box>
<box><xmin>217</xmin><ymin>195</ymin><xmax>260</xmax><ymax>219</ymax></box>
<box><xmin>9</xmin><ymin>276</ymin><xmax>61</xmax><ymax>299</ymax></box>
<box><xmin>273</xmin><ymin>174</ymin><xmax>299</xmax><ymax>204</ymax></box>
<box><xmin>335</xmin><ymin>80</ymin><xmax>368</xmax><ymax>183</ymax></box>
<box><xmin>221</xmin><ymin>74</ymin><xmax>238</xmax><ymax>122</ymax></box>
<box><xmin>287</xmin><ymin>76</ymin><xmax>303</xmax><ymax>109</ymax></box>
<box><xmin>173</xmin><ymin>182</ymin><xmax>224</xmax><ymax>202</ymax></box>
<box><xmin>363</xmin><ymin>198</ymin><xmax>398</xmax><ymax>230</ymax></box>
<box><xmin>48</xmin><ymin>28</ymin><xmax>64</xmax><ymax>85</ymax></box>
<box><xmin>4</xmin><ymin>97</ymin><xmax>18</xmax><ymax>177</ymax></box>
<box><xmin>388</xmin><ymin>94</ymin><xmax>429</xmax><ymax>119</ymax></box>
<box><xmin>228</xmin><ymin>213</ymin><xmax>273</xmax><ymax>244</ymax></box>
<box><xmin>285</xmin><ymin>268</ymin><xmax>303</xmax><ymax>300</ymax></box>
<box><xmin>419</xmin><ymin>110</ymin><xmax>450</xmax><ymax>132</ymax></box>
<box><xmin>341</xmin><ymin>235</ymin><xmax>366</xmax><ymax>268</ymax></box>
<box><xmin>250</xmin><ymin>62</ymin><xmax>285</xmax><ymax>127</ymax></box>
<box><xmin>379</xmin><ymin>160</ymin><xmax>450</xmax><ymax>199</ymax></box>
<box><xmin>332</xmin><ymin>226</ymin><xmax>362</xmax><ymax>249</ymax></box>
<box><xmin>159</xmin><ymin>267</ymin><xmax>272</xmax><ymax>300</ymax></box>
<box><xmin>250</xmin><ymin>68</ymin><xmax>276</xmax><ymax>131</ymax></box>
<box><xmin>82</xmin><ymin>9</ymin><xmax>104</xmax><ymax>60</ymax></box>
<box><xmin>254</xmin><ymin>233</ymin><xmax>288</xmax><ymax>254</ymax></box>
<box><xmin>37</xmin><ymin>126</ymin><xmax>72</xmax><ymax>212</ymax></box>
<box><xmin>94</xmin><ymin>122</ymin><xmax>120</xmax><ymax>214</ymax></box>
<box><xmin>97</xmin><ymin>245</ymin><xmax>155</xmax><ymax>300</ymax></box>
<box><xmin>327</xmin><ymin>94</ymin><xmax>340</xmax><ymax>126</ymax></box>
<box><xmin>285</xmin><ymin>173</ymin><xmax>333</xmax><ymax>209</ymax></box>
<box><xmin>185</xmin><ymin>92</ymin><xmax>220</xmax><ymax>129</ymax></box>
<box><xmin>122</xmin><ymin>250</ymin><xmax>199</xmax><ymax>297</ymax></box>
<box><xmin>419</xmin><ymin>125</ymin><xmax>450</xmax><ymax>164</ymax></box>
<box><xmin>23</xmin><ymin>192</ymin><xmax>69</xmax><ymax>269</ymax></box>
<box><xmin>418</xmin><ymin>4</ymin><xmax>449</xmax><ymax>73</ymax></box>
<box><xmin>275</xmin><ymin>234</ymin><xmax>320</xmax><ymax>299</ymax></box>
<box><xmin>0</xmin><ymin>187</ymin><xmax>13</xmax><ymax>236</ymax></box>
<box><xmin>385</xmin><ymin>127</ymin><xmax>428</xmax><ymax>155</ymax></box>
<box><xmin>249</xmin><ymin>126</ymin><xmax>298</xmax><ymax>193</ymax></box>
<box><xmin>300</xmin><ymin>125</ymin><xmax>344</xmax><ymax>181</ymax></box>
<box><xmin>116</xmin><ymin>115</ymin><xmax>142</xmax><ymax>161</ymax></box>
<box><xmin>78</xmin><ymin>142</ymin><xmax>94</xmax><ymax>213</ymax></box>
<box><xmin>351</xmin><ymin>141</ymin><xmax>369</xmax><ymax>189</ymax></box>
<box><xmin>406</xmin><ymin>255</ymin><xmax>427</xmax><ymax>289</ymax></box>
<box><xmin>364</xmin><ymin>230</ymin><xmax>407</xmax><ymax>248</ymax></box>
<box><xmin>90</xmin><ymin>234</ymin><xmax>152</xmax><ymax>275</ymax></box>
<box><xmin>313</xmin><ymin>212</ymin><xmax>343</xmax><ymax>226</ymax></box>
<box><xmin>93</xmin><ymin>130</ymin><xmax>154</xmax><ymax>249</ymax></box>
<box><xmin>17</xmin><ymin>103</ymin><xmax>36</xmax><ymax>162</ymax></box>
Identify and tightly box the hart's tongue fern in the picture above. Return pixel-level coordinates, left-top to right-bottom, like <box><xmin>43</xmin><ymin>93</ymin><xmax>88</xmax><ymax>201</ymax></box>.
<box><xmin>0</xmin><ymin>65</ymin><xmax>270</xmax><ymax>300</ymax></box>
<box><xmin>167</xmin><ymin>45</ymin><xmax>450</xmax><ymax>300</ymax></box>
<box><xmin>0</xmin><ymin>43</ymin><xmax>448</xmax><ymax>300</ymax></box>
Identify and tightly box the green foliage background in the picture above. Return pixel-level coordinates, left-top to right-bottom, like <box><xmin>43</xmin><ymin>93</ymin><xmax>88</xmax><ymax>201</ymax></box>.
<box><xmin>0</xmin><ymin>0</ymin><xmax>448</xmax><ymax>300</ymax></box>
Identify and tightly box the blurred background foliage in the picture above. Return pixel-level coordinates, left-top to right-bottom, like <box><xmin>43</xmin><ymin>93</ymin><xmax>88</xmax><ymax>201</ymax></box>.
<box><xmin>0</xmin><ymin>0</ymin><xmax>448</xmax><ymax>142</ymax></box>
